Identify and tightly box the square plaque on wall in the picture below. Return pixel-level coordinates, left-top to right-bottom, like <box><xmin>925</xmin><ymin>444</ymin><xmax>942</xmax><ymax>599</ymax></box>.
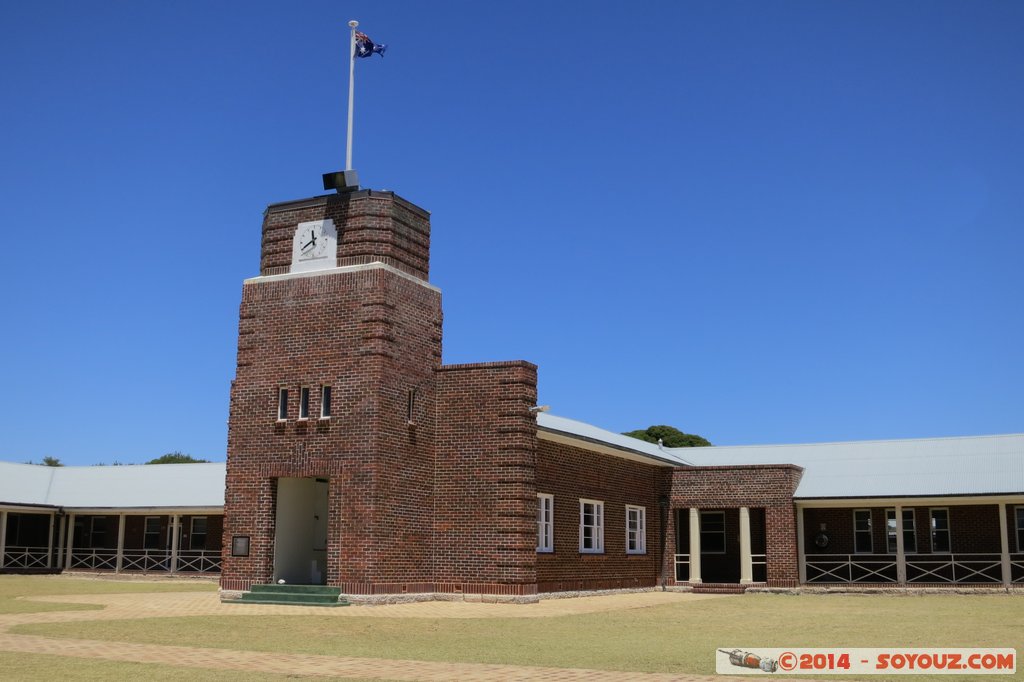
<box><xmin>231</xmin><ymin>535</ymin><xmax>250</xmax><ymax>557</ymax></box>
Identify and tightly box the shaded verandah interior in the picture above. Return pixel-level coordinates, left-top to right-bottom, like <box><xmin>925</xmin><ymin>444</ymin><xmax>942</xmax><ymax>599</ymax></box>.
<box><xmin>673</xmin><ymin>507</ymin><xmax>768</xmax><ymax>585</ymax></box>
<box><xmin>799</xmin><ymin>498</ymin><xmax>1024</xmax><ymax>586</ymax></box>
<box><xmin>0</xmin><ymin>507</ymin><xmax>223</xmax><ymax>575</ymax></box>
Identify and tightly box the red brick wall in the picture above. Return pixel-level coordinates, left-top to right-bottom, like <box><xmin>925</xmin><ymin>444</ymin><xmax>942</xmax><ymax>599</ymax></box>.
<box><xmin>259</xmin><ymin>191</ymin><xmax>431</xmax><ymax>280</ymax></box>
<box><xmin>534</xmin><ymin>440</ymin><xmax>670</xmax><ymax>592</ymax></box>
<box><xmin>432</xmin><ymin>361</ymin><xmax>539</xmax><ymax>595</ymax></box>
<box><xmin>669</xmin><ymin>465</ymin><xmax>803</xmax><ymax>586</ymax></box>
<box><xmin>222</xmin><ymin>192</ymin><xmax>442</xmax><ymax>593</ymax></box>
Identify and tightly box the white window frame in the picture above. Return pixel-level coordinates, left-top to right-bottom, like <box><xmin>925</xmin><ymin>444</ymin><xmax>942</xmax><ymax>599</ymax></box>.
<box><xmin>853</xmin><ymin>509</ymin><xmax>873</xmax><ymax>554</ymax></box>
<box><xmin>298</xmin><ymin>386</ymin><xmax>310</xmax><ymax>420</ymax></box>
<box><xmin>579</xmin><ymin>499</ymin><xmax>604</xmax><ymax>554</ymax></box>
<box><xmin>537</xmin><ymin>493</ymin><xmax>554</xmax><ymax>553</ymax></box>
<box><xmin>700</xmin><ymin>510</ymin><xmax>726</xmax><ymax>554</ymax></box>
<box><xmin>320</xmin><ymin>385</ymin><xmax>332</xmax><ymax>420</ymax></box>
<box><xmin>90</xmin><ymin>516</ymin><xmax>106</xmax><ymax>548</ymax></box>
<box><xmin>277</xmin><ymin>387</ymin><xmax>288</xmax><ymax>421</ymax></box>
<box><xmin>189</xmin><ymin>516</ymin><xmax>208</xmax><ymax>550</ymax></box>
<box><xmin>144</xmin><ymin>516</ymin><xmax>162</xmax><ymax>550</ymax></box>
<box><xmin>626</xmin><ymin>505</ymin><xmax>647</xmax><ymax>554</ymax></box>
<box><xmin>1015</xmin><ymin>506</ymin><xmax>1024</xmax><ymax>553</ymax></box>
<box><xmin>929</xmin><ymin>507</ymin><xmax>951</xmax><ymax>554</ymax></box>
<box><xmin>886</xmin><ymin>508</ymin><xmax>917</xmax><ymax>554</ymax></box>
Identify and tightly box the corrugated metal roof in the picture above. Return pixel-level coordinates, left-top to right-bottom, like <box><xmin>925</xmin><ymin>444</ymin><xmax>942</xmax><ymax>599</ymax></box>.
<box><xmin>3</xmin><ymin>427</ymin><xmax>1021</xmax><ymax>507</ymax></box>
<box><xmin>675</xmin><ymin>434</ymin><xmax>1024</xmax><ymax>499</ymax></box>
<box><xmin>536</xmin><ymin>413</ymin><xmax>693</xmax><ymax>466</ymax></box>
<box><xmin>0</xmin><ymin>462</ymin><xmax>226</xmax><ymax>509</ymax></box>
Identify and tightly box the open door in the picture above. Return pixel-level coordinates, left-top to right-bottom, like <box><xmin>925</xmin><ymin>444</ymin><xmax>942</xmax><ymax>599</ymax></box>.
<box><xmin>273</xmin><ymin>477</ymin><xmax>329</xmax><ymax>585</ymax></box>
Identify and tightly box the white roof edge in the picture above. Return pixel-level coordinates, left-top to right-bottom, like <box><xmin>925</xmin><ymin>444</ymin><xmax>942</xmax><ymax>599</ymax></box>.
<box><xmin>671</xmin><ymin>432</ymin><xmax>1024</xmax><ymax>451</ymax></box>
<box><xmin>536</xmin><ymin>413</ymin><xmax>693</xmax><ymax>466</ymax></box>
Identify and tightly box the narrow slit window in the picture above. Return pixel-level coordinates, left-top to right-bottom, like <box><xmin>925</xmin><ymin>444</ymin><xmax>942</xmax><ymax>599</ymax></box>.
<box><xmin>299</xmin><ymin>387</ymin><xmax>310</xmax><ymax>419</ymax></box>
<box><xmin>277</xmin><ymin>388</ymin><xmax>288</xmax><ymax>421</ymax></box>
<box><xmin>320</xmin><ymin>386</ymin><xmax>332</xmax><ymax>419</ymax></box>
<box><xmin>407</xmin><ymin>388</ymin><xmax>417</xmax><ymax>424</ymax></box>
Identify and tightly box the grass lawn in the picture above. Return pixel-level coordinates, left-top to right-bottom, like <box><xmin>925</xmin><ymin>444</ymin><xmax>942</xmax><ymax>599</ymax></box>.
<box><xmin>12</xmin><ymin>591</ymin><xmax>1024</xmax><ymax>679</ymax></box>
<box><xmin>0</xmin><ymin>651</ymin><xmax>320</xmax><ymax>681</ymax></box>
<box><xmin>0</xmin><ymin>574</ymin><xmax>214</xmax><ymax>614</ymax></box>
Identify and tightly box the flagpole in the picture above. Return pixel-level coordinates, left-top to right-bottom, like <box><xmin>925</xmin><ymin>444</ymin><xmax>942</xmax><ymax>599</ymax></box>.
<box><xmin>346</xmin><ymin>19</ymin><xmax>358</xmax><ymax>171</ymax></box>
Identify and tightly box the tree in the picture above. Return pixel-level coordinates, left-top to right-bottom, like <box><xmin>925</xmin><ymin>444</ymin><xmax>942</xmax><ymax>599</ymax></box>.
<box><xmin>146</xmin><ymin>452</ymin><xmax>210</xmax><ymax>465</ymax></box>
<box><xmin>623</xmin><ymin>425</ymin><xmax>711</xmax><ymax>448</ymax></box>
<box><xmin>41</xmin><ymin>456</ymin><xmax>63</xmax><ymax>467</ymax></box>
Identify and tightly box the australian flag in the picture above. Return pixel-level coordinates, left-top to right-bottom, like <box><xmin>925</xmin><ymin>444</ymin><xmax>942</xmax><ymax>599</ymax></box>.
<box><xmin>355</xmin><ymin>31</ymin><xmax>386</xmax><ymax>58</ymax></box>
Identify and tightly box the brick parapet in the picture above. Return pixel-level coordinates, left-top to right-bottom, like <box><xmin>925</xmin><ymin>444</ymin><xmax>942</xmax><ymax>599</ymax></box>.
<box><xmin>434</xmin><ymin>361</ymin><xmax>539</xmax><ymax>588</ymax></box>
<box><xmin>259</xmin><ymin>191</ymin><xmax>431</xmax><ymax>280</ymax></box>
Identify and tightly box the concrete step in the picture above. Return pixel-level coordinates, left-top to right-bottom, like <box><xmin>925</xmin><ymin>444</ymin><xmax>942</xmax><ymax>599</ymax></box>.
<box><xmin>692</xmin><ymin>583</ymin><xmax>747</xmax><ymax>594</ymax></box>
<box><xmin>233</xmin><ymin>596</ymin><xmax>349</xmax><ymax>607</ymax></box>
<box><xmin>249</xmin><ymin>583</ymin><xmax>341</xmax><ymax>596</ymax></box>
<box><xmin>234</xmin><ymin>584</ymin><xmax>349</xmax><ymax>606</ymax></box>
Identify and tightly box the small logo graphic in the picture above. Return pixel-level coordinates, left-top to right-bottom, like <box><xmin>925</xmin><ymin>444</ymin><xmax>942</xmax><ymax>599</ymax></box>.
<box><xmin>720</xmin><ymin>649</ymin><xmax>779</xmax><ymax>673</ymax></box>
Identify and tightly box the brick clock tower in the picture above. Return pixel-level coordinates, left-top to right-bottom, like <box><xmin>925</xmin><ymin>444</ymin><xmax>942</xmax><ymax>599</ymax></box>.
<box><xmin>221</xmin><ymin>188</ymin><xmax>540</xmax><ymax>600</ymax></box>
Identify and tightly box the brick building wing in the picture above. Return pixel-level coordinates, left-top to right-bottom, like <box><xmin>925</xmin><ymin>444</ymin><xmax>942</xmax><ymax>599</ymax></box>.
<box><xmin>2</xmin><ymin>188</ymin><xmax>1022</xmax><ymax>598</ymax></box>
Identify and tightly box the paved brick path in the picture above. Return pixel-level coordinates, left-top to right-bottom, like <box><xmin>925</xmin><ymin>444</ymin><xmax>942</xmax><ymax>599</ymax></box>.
<box><xmin>0</xmin><ymin>584</ymin><xmax>763</xmax><ymax>680</ymax></box>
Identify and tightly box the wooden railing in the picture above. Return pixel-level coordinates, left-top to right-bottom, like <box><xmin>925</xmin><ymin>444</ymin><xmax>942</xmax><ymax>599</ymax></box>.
<box><xmin>3</xmin><ymin>546</ymin><xmax>50</xmax><ymax>569</ymax></box>
<box><xmin>807</xmin><ymin>553</ymin><xmax>1012</xmax><ymax>585</ymax></box>
<box><xmin>67</xmin><ymin>548</ymin><xmax>221</xmax><ymax>573</ymax></box>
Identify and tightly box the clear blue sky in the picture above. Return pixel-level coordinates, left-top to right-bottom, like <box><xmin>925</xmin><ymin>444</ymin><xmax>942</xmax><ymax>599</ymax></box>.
<box><xmin>1</xmin><ymin>1</ymin><xmax>1021</xmax><ymax>465</ymax></box>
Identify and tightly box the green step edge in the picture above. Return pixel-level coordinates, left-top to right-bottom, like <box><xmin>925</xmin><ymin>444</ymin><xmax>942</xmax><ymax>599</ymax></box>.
<box><xmin>229</xmin><ymin>598</ymin><xmax>350</xmax><ymax>607</ymax></box>
<box><xmin>248</xmin><ymin>584</ymin><xmax>342</xmax><ymax>595</ymax></box>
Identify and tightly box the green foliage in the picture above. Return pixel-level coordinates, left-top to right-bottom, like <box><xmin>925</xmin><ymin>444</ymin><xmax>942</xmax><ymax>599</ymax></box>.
<box><xmin>145</xmin><ymin>452</ymin><xmax>210</xmax><ymax>465</ymax></box>
<box><xmin>41</xmin><ymin>456</ymin><xmax>63</xmax><ymax>467</ymax></box>
<box><xmin>623</xmin><ymin>425</ymin><xmax>711</xmax><ymax>448</ymax></box>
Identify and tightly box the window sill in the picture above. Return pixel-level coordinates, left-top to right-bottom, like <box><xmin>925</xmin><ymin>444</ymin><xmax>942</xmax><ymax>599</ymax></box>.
<box><xmin>626</xmin><ymin>551</ymin><xmax>647</xmax><ymax>556</ymax></box>
<box><xmin>579</xmin><ymin>550</ymin><xmax>605</xmax><ymax>555</ymax></box>
<box><xmin>537</xmin><ymin>548</ymin><xmax>554</xmax><ymax>554</ymax></box>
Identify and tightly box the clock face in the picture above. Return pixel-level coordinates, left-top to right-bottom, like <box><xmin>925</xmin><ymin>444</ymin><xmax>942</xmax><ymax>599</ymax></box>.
<box><xmin>290</xmin><ymin>219</ymin><xmax>338</xmax><ymax>274</ymax></box>
<box><xmin>298</xmin><ymin>223</ymin><xmax>328</xmax><ymax>260</ymax></box>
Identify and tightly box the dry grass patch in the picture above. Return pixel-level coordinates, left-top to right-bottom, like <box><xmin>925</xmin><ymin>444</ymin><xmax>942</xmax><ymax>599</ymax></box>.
<box><xmin>0</xmin><ymin>574</ymin><xmax>215</xmax><ymax>614</ymax></box>
<box><xmin>15</xmin><ymin>593</ymin><xmax>1024</xmax><ymax>679</ymax></box>
<box><xmin>0</xmin><ymin>651</ymin><xmax>322</xmax><ymax>681</ymax></box>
